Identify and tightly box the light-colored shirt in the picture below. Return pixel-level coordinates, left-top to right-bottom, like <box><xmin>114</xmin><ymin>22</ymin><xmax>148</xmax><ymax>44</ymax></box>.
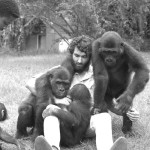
<box><xmin>70</xmin><ymin>64</ymin><xmax>94</xmax><ymax>104</ymax></box>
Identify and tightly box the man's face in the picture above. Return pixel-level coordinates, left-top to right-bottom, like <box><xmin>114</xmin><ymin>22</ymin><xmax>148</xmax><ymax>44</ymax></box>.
<box><xmin>0</xmin><ymin>16</ymin><xmax>15</xmax><ymax>30</ymax></box>
<box><xmin>72</xmin><ymin>47</ymin><xmax>90</xmax><ymax>72</ymax></box>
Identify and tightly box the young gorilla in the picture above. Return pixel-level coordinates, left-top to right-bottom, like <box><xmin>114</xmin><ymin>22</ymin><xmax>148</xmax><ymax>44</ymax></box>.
<box><xmin>41</xmin><ymin>83</ymin><xmax>91</xmax><ymax>147</ymax></box>
<box><xmin>92</xmin><ymin>31</ymin><xmax>149</xmax><ymax>133</ymax></box>
<box><xmin>16</xmin><ymin>66</ymin><xmax>71</xmax><ymax>140</ymax></box>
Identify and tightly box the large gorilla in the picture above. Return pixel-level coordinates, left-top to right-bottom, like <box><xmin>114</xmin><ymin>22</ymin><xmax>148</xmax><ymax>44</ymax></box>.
<box><xmin>92</xmin><ymin>31</ymin><xmax>149</xmax><ymax>133</ymax></box>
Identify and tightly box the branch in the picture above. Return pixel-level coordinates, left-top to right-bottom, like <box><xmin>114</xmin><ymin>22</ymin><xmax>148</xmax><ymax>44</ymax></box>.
<box><xmin>72</xmin><ymin>7</ymin><xmax>86</xmax><ymax>34</ymax></box>
<box><xmin>23</xmin><ymin>7</ymin><xmax>44</xmax><ymax>28</ymax></box>
<box><xmin>59</xmin><ymin>13</ymin><xmax>75</xmax><ymax>34</ymax></box>
<box><xmin>52</xmin><ymin>21</ymin><xmax>72</xmax><ymax>36</ymax></box>
<box><xmin>49</xmin><ymin>24</ymin><xmax>70</xmax><ymax>45</ymax></box>
<box><xmin>42</xmin><ymin>17</ymin><xmax>69</xmax><ymax>45</ymax></box>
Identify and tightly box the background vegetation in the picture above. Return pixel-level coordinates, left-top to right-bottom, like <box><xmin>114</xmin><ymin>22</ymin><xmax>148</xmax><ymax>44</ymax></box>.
<box><xmin>1</xmin><ymin>0</ymin><xmax>150</xmax><ymax>52</ymax></box>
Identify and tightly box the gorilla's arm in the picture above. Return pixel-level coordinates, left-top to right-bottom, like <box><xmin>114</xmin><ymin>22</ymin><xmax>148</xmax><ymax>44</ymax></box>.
<box><xmin>124</xmin><ymin>42</ymin><xmax>149</xmax><ymax>96</ymax></box>
<box><xmin>92</xmin><ymin>39</ymin><xmax>109</xmax><ymax>113</ymax></box>
<box><xmin>50</xmin><ymin>109</ymin><xmax>80</xmax><ymax>126</ymax></box>
<box><xmin>61</xmin><ymin>54</ymin><xmax>74</xmax><ymax>82</ymax></box>
<box><xmin>43</xmin><ymin>104</ymin><xmax>80</xmax><ymax>126</ymax></box>
<box><xmin>115</xmin><ymin>42</ymin><xmax>149</xmax><ymax>113</ymax></box>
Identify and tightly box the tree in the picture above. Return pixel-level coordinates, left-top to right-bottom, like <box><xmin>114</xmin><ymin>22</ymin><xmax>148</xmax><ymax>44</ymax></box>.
<box><xmin>2</xmin><ymin>0</ymin><xmax>150</xmax><ymax>51</ymax></box>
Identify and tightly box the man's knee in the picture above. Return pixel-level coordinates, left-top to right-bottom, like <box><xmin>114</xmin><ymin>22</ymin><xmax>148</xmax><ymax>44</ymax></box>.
<box><xmin>92</xmin><ymin>113</ymin><xmax>111</xmax><ymax>122</ymax></box>
<box><xmin>90</xmin><ymin>113</ymin><xmax>112</xmax><ymax>128</ymax></box>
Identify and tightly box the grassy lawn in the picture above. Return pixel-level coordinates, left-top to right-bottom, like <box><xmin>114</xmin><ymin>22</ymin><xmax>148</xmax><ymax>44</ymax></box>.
<box><xmin>0</xmin><ymin>52</ymin><xmax>150</xmax><ymax>150</ymax></box>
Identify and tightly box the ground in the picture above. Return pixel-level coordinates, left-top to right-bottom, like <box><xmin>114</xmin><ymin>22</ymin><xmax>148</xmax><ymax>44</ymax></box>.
<box><xmin>0</xmin><ymin>52</ymin><xmax>149</xmax><ymax>150</ymax></box>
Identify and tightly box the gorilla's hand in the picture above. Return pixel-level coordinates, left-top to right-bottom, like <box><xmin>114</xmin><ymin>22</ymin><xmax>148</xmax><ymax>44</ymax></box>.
<box><xmin>92</xmin><ymin>101</ymin><xmax>108</xmax><ymax>115</ymax></box>
<box><xmin>42</xmin><ymin>104</ymin><xmax>61</xmax><ymax>119</ymax></box>
<box><xmin>115</xmin><ymin>92</ymin><xmax>133</xmax><ymax>114</ymax></box>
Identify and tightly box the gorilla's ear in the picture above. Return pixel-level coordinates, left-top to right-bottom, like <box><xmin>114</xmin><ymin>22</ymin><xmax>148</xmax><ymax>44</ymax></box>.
<box><xmin>0</xmin><ymin>103</ymin><xmax>7</xmax><ymax>121</ymax></box>
<box><xmin>47</xmin><ymin>72</ymin><xmax>53</xmax><ymax>80</ymax></box>
<box><xmin>120</xmin><ymin>42</ymin><xmax>125</xmax><ymax>54</ymax></box>
<box><xmin>1</xmin><ymin>110</ymin><xmax>5</xmax><ymax>120</ymax></box>
<box><xmin>120</xmin><ymin>42</ymin><xmax>124</xmax><ymax>47</ymax></box>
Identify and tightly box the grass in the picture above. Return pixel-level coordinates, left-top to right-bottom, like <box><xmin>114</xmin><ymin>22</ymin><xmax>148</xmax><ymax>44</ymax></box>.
<box><xmin>0</xmin><ymin>52</ymin><xmax>150</xmax><ymax>150</ymax></box>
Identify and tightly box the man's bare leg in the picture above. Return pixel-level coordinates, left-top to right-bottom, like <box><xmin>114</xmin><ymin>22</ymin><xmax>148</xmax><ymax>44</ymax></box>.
<box><xmin>88</xmin><ymin>113</ymin><xmax>113</xmax><ymax>150</ymax></box>
<box><xmin>34</xmin><ymin>116</ymin><xmax>60</xmax><ymax>150</ymax></box>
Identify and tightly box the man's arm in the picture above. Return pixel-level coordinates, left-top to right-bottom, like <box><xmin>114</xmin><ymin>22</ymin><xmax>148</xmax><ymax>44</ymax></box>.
<box><xmin>92</xmin><ymin>39</ymin><xmax>109</xmax><ymax>113</ymax></box>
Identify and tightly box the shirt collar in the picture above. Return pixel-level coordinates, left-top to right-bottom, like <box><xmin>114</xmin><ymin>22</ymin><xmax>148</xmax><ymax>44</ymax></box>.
<box><xmin>74</xmin><ymin>64</ymin><xmax>93</xmax><ymax>81</ymax></box>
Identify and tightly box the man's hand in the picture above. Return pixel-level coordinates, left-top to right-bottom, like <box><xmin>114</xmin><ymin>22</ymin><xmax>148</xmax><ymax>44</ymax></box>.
<box><xmin>42</xmin><ymin>104</ymin><xmax>61</xmax><ymax>119</ymax></box>
<box><xmin>55</xmin><ymin>97</ymin><xmax>71</xmax><ymax>106</ymax></box>
<box><xmin>126</xmin><ymin>108</ymin><xmax>140</xmax><ymax>122</ymax></box>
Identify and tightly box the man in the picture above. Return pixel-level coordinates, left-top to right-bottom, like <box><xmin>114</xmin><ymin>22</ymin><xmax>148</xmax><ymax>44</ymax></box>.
<box><xmin>26</xmin><ymin>36</ymin><xmax>139</xmax><ymax>150</ymax></box>
<box><xmin>0</xmin><ymin>0</ymin><xmax>20</xmax><ymax>30</ymax></box>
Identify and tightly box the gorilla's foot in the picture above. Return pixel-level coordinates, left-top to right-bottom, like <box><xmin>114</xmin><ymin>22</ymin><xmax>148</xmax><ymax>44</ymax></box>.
<box><xmin>122</xmin><ymin>114</ymin><xmax>132</xmax><ymax>134</ymax></box>
<box><xmin>15</xmin><ymin>130</ymin><xmax>28</xmax><ymax>139</ymax></box>
<box><xmin>122</xmin><ymin>119</ymin><xmax>132</xmax><ymax>134</ymax></box>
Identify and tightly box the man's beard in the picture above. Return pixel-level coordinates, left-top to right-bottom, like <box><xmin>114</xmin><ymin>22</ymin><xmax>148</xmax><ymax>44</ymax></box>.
<box><xmin>73</xmin><ymin>61</ymin><xmax>90</xmax><ymax>73</ymax></box>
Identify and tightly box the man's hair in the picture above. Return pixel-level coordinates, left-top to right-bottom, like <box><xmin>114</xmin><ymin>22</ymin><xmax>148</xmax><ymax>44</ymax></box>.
<box><xmin>0</xmin><ymin>0</ymin><xmax>20</xmax><ymax>18</ymax></box>
<box><xmin>67</xmin><ymin>35</ymin><xmax>92</xmax><ymax>56</ymax></box>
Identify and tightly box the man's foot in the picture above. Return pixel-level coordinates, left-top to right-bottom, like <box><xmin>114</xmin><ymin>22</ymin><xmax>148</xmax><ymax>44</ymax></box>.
<box><xmin>34</xmin><ymin>135</ymin><xmax>53</xmax><ymax>150</ymax></box>
<box><xmin>110</xmin><ymin>137</ymin><xmax>127</xmax><ymax>150</ymax></box>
